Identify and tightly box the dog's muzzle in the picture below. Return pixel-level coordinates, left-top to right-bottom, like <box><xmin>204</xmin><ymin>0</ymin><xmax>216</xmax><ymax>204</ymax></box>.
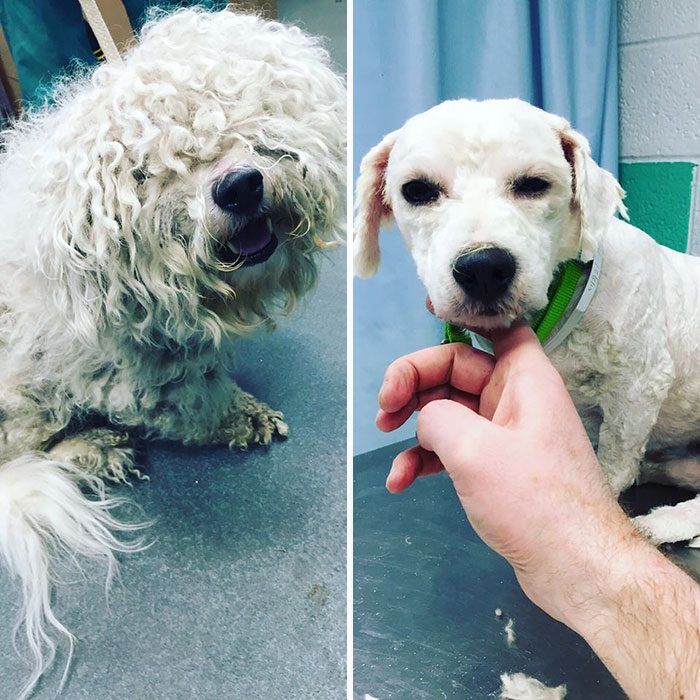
<box><xmin>213</xmin><ymin>169</ymin><xmax>278</xmax><ymax>267</ymax></box>
<box><xmin>452</xmin><ymin>247</ymin><xmax>515</xmax><ymax>305</ymax></box>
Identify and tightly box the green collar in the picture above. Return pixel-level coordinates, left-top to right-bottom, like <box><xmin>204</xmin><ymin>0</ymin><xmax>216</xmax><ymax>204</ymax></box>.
<box><xmin>443</xmin><ymin>248</ymin><xmax>602</xmax><ymax>354</ymax></box>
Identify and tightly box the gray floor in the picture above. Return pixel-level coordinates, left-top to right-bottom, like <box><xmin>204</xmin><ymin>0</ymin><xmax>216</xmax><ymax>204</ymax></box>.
<box><xmin>0</xmin><ymin>249</ymin><xmax>346</xmax><ymax>699</ymax></box>
<box><xmin>354</xmin><ymin>439</ymin><xmax>700</xmax><ymax>700</ymax></box>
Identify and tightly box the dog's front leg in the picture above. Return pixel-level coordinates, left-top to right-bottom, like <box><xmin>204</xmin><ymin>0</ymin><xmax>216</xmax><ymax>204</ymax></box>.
<box><xmin>596</xmin><ymin>371</ymin><xmax>672</xmax><ymax>494</ymax></box>
<box><xmin>154</xmin><ymin>379</ymin><xmax>289</xmax><ymax>449</ymax></box>
<box><xmin>198</xmin><ymin>381</ymin><xmax>289</xmax><ymax>449</ymax></box>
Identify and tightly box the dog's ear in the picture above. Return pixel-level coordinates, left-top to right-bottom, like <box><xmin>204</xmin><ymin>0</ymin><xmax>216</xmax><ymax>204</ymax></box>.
<box><xmin>557</xmin><ymin>125</ymin><xmax>628</xmax><ymax>262</ymax></box>
<box><xmin>353</xmin><ymin>129</ymin><xmax>399</xmax><ymax>277</ymax></box>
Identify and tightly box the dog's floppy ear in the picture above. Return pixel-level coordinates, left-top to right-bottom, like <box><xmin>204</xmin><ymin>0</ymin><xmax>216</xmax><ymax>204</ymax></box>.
<box><xmin>354</xmin><ymin>129</ymin><xmax>399</xmax><ymax>277</ymax></box>
<box><xmin>557</xmin><ymin>124</ymin><xmax>628</xmax><ymax>262</ymax></box>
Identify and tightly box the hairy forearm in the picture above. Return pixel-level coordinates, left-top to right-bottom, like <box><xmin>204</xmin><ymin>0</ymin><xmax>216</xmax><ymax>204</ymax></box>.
<box><xmin>570</xmin><ymin>539</ymin><xmax>700</xmax><ymax>699</ymax></box>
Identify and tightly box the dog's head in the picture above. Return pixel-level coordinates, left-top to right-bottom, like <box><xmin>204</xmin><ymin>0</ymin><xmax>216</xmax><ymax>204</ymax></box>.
<box><xmin>13</xmin><ymin>8</ymin><xmax>345</xmax><ymax>345</ymax></box>
<box><xmin>354</xmin><ymin>99</ymin><xmax>625</xmax><ymax>330</ymax></box>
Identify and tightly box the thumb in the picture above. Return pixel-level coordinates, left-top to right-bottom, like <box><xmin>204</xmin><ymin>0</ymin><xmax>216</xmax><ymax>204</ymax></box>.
<box><xmin>416</xmin><ymin>399</ymin><xmax>495</xmax><ymax>474</ymax></box>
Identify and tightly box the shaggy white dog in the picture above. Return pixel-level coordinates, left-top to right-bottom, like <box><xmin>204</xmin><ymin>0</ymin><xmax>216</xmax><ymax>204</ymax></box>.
<box><xmin>0</xmin><ymin>7</ymin><xmax>344</xmax><ymax>697</ymax></box>
<box><xmin>355</xmin><ymin>99</ymin><xmax>700</xmax><ymax>547</ymax></box>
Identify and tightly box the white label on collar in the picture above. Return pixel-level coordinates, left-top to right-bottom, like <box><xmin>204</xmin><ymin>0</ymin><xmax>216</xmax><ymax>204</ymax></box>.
<box><xmin>542</xmin><ymin>246</ymin><xmax>603</xmax><ymax>354</ymax></box>
<box><xmin>469</xmin><ymin>332</ymin><xmax>494</xmax><ymax>354</ymax></box>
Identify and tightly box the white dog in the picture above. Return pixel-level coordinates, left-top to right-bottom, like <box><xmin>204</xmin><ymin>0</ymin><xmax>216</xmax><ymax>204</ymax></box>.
<box><xmin>355</xmin><ymin>98</ymin><xmax>700</xmax><ymax>547</ymax></box>
<box><xmin>0</xmin><ymin>7</ymin><xmax>344</xmax><ymax>697</ymax></box>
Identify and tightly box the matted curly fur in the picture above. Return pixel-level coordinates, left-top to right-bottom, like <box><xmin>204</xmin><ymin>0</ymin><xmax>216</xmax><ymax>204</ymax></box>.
<box><xmin>0</xmin><ymin>6</ymin><xmax>344</xmax><ymax>697</ymax></box>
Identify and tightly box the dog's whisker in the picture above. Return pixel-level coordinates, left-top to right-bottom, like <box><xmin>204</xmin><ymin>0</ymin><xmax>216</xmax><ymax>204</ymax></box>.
<box><xmin>256</xmin><ymin>154</ymin><xmax>297</xmax><ymax>170</ymax></box>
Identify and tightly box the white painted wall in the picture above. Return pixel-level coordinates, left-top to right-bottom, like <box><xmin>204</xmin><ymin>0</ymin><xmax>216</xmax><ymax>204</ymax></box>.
<box><xmin>618</xmin><ymin>0</ymin><xmax>700</xmax><ymax>253</ymax></box>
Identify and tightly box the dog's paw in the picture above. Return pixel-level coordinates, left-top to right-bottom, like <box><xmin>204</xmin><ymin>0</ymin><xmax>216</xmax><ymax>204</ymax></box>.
<box><xmin>48</xmin><ymin>428</ymin><xmax>148</xmax><ymax>483</ymax></box>
<box><xmin>633</xmin><ymin>497</ymin><xmax>700</xmax><ymax>546</ymax></box>
<box><xmin>222</xmin><ymin>395</ymin><xmax>289</xmax><ymax>450</ymax></box>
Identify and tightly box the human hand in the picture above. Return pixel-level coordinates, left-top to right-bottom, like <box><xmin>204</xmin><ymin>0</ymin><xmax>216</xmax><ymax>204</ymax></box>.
<box><xmin>376</xmin><ymin>324</ymin><xmax>639</xmax><ymax>628</ymax></box>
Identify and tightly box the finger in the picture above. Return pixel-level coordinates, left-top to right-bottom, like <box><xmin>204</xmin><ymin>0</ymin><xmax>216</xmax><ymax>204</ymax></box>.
<box><xmin>484</xmin><ymin>324</ymin><xmax>573</xmax><ymax>428</ymax></box>
<box><xmin>416</xmin><ymin>399</ymin><xmax>493</xmax><ymax>472</ymax></box>
<box><xmin>386</xmin><ymin>444</ymin><xmax>445</xmax><ymax>493</ymax></box>
<box><xmin>482</xmin><ymin>324</ymin><xmax>555</xmax><ymax>408</ymax></box>
<box><xmin>379</xmin><ymin>343</ymin><xmax>495</xmax><ymax>414</ymax></box>
<box><xmin>478</xmin><ymin>379</ymin><xmax>505</xmax><ymax>422</ymax></box>
<box><xmin>490</xmin><ymin>323</ymin><xmax>550</xmax><ymax>372</ymax></box>
<box><xmin>376</xmin><ymin>386</ymin><xmax>480</xmax><ymax>432</ymax></box>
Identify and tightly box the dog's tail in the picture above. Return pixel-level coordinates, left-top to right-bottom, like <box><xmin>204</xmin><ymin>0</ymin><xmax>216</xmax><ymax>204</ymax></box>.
<box><xmin>0</xmin><ymin>454</ymin><xmax>148</xmax><ymax>699</ymax></box>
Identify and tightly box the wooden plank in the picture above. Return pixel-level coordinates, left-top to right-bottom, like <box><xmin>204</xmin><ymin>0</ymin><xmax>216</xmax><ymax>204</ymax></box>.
<box><xmin>0</xmin><ymin>22</ymin><xmax>21</xmax><ymax>113</ymax></box>
<box><xmin>91</xmin><ymin>0</ymin><xmax>135</xmax><ymax>53</ymax></box>
<box><xmin>228</xmin><ymin>0</ymin><xmax>277</xmax><ymax>20</ymax></box>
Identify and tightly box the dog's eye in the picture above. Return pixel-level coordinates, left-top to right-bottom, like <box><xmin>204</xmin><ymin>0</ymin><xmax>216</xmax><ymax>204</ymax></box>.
<box><xmin>401</xmin><ymin>179</ymin><xmax>442</xmax><ymax>205</ymax></box>
<box><xmin>511</xmin><ymin>176</ymin><xmax>550</xmax><ymax>197</ymax></box>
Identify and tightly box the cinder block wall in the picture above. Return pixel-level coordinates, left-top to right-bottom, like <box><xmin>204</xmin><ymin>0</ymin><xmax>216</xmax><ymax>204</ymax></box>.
<box><xmin>618</xmin><ymin>0</ymin><xmax>700</xmax><ymax>254</ymax></box>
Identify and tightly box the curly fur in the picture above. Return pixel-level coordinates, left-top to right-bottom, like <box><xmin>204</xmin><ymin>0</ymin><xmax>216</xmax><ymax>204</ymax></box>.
<box><xmin>0</xmin><ymin>7</ymin><xmax>345</xmax><ymax>697</ymax></box>
<box><xmin>355</xmin><ymin>99</ymin><xmax>700</xmax><ymax>548</ymax></box>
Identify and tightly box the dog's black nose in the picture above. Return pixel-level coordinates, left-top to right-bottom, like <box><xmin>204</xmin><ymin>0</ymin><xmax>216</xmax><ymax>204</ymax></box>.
<box><xmin>213</xmin><ymin>169</ymin><xmax>263</xmax><ymax>214</ymax></box>
<box><xmin>452</xmin><ymin>247</ymin><xmax>516</xmax><ymax>303</ymax></box>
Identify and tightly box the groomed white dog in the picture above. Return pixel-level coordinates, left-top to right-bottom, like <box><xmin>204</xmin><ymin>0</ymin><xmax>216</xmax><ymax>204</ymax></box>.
<box><xmin>0</xmin><ymin>7</ymin><xmax>344</xmax><ymax>697</ymax></box>
<box><xmin>355</xmin><ymin>98</ymin><xmax>700</xmax><ymax>547</ymax></box>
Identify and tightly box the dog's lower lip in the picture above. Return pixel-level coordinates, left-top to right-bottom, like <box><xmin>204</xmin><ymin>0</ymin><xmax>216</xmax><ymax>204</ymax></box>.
<box><xmin>219</xmin><ymin>217</ymin><xmax>278</xmax><ymax>267</ymax></box>
<box><xmin>239</xmin><ymin>233</ymin><xmax>278</xmax><ymax>266</ymax></box>
<box><xmin>220</xmin><ymin>233</ymin><xmax>278</xmax><ymax>267</ymax></box>
<box><xmin>227</xmin><ymin>216</ymin><xmax>272</xmax><ymax>255</ymax></box>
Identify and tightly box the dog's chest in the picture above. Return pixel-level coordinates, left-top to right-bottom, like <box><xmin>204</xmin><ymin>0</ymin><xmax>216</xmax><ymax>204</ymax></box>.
<box><xmin>549</xmin><ymin>320</ymin><xmax>700</xmax><ymax>449</ymax></box>
<box><xmin>548</xmin><ymin>328</ymin><xmax>611</xmax><ymax>405</ymax></box>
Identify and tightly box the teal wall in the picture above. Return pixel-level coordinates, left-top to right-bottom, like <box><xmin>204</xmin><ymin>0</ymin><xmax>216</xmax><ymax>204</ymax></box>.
<box><xmin>278</xmin><ymin>0</ymin><xmax>346</xmax><ymax>72</ymax></box>
<box><xmin>618</xmin><ymin>161</ymin><xmax>695</xmax><ymax>253</ymax></box>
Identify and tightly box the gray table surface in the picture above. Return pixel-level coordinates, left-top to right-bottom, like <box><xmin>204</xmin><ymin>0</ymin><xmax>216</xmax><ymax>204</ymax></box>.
<box><xmin>354</xmin><ymin>438</ymin><xmax>700</xmax><ymax>700</ymax></box>
<box><xmin>0</xmin><ymin>248</ymin><xmax>346</xmax><ymax>699</ymax></box>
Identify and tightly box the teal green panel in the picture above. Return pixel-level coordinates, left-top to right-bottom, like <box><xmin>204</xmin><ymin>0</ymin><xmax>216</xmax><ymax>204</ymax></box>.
<box><xmin>0</xmin><ymin>1</ymin><xmax>226</xmax><ymax>106</ymax></box>
<box><xmin>618</xmin><ymin>161</ymin><xmax>695</xmax><ymax>253</ymax></box>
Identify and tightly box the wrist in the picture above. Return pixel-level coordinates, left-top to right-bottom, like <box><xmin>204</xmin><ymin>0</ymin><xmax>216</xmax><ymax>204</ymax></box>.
<box><xmin>561</xmin><ymin>530</ymin><xmax>658</xmax><ymax>640</ymax></box>
<box><xmin>516</xmin><ymin>502</ymin><xmax>645</xmax><ymax>632</ymax></box>
<box><xmin>558</xmin><ymin>529</ymin><xmax>700</xmax><ymax>699</ymax></box>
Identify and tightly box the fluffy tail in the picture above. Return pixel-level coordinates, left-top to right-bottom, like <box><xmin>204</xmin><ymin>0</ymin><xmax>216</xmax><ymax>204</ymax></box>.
<box><xmin>0</xmin><ymin>454</ymin><xmax>148</xmax><ymax>699</ymax></box>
